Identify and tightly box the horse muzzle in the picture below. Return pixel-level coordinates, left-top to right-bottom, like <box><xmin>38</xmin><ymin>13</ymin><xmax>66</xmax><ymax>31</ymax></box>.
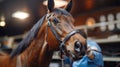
<box><xmin>68</xmin><ymin>50</ymin><xmax>83</xmax><ymax>61</ymax></box>
<box><xmin>67</xmin><ymin>41</ymin><xmax>86</xmax><ymax>61</ymax></box>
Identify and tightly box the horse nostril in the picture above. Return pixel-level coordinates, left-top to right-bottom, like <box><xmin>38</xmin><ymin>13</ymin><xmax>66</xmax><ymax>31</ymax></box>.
<box><xmin>74</xmin><ymin>41</ymin><xmax>81</xmax><ymax>52</ymax></box>
<box><xmin>67</xmin><ymin>50</ymin><xmax>70</xmax><ymax>53</ymax></box>
<box><xmin>75</xmin><ymin>41</ymin><xmax>81</xmax><ymax>48</ymax></box>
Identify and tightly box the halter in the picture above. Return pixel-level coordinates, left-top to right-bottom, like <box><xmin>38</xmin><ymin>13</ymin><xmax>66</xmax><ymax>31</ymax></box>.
<box><xmin>47</xmin><ymin>20</ymin><xmax>84</xmax><ymax>56</ymax></box>
<box><xmin>47</xmin><ymin>20</ymin><xmax>103</xmax><ymax>67</ymax></box>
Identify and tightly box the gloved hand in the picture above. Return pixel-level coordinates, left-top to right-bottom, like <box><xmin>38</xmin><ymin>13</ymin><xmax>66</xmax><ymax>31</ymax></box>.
<box><xmin>86</xmin><ymin>46</ymin><xmax>94</xmax><ymax>60</ymax></box>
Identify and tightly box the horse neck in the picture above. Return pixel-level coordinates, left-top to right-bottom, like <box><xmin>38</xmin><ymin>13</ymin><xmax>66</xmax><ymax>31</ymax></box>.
<box><xmin>20</xmin><ymin>22</ymin><xmax>53</xmax><ymax>67</ymax></box>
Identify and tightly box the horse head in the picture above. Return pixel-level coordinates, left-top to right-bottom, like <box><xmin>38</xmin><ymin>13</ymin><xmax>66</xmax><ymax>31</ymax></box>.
<box><xmin>46</xmin><ymin>0</ymin><xmax>87</xmax><ymax>61</ymax></box>
<box><xmin>10</xmin><ymin>1</ymin><xmax>88</xmax><ymax>66</ymax></box>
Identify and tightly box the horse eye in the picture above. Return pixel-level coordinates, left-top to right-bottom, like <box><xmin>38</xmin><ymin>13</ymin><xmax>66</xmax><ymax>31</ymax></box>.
<box><xmin>53</xmin><ymin>18</ymin><xmax>59</xmax><ymax>25</ymax></box>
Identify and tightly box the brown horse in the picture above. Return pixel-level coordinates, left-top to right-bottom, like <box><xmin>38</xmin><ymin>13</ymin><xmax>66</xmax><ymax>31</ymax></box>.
<box><xmin>0</xmin><ymin>0</ymin><xmax>87</xmax><ymax>67</ymax></box>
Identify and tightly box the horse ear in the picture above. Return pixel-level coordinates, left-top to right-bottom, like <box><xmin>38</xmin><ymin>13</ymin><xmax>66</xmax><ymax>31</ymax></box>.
<box><xmin>65</xmin><ymin>0</ymin><xmax>72</xmax><ymax>12</ymax></box>
<box><xmin>48</xmin><ymin>0</ymin><xmax>55</xmax><ymax>12</ymax></box>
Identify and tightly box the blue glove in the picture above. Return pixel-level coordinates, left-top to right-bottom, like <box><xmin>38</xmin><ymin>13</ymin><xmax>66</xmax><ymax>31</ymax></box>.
<box><xmin>72</xmin><ymin>55</ymin><xmax>88</xmax><ymax>67</ymax></box>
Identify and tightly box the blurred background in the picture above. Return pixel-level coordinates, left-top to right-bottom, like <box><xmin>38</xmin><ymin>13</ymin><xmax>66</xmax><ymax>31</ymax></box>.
<box><xmin>0</xmin><ymin>0</ymin><xmax>120</xmax><ymax>67</ymax></box>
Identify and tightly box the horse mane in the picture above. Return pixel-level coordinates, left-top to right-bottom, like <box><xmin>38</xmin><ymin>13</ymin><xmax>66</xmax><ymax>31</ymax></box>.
<box><xmin>10</xmin><ymin>15</ymin><xmax>46</xmax><ymax>58</ymax></box>
<box><xmin>53</xmin><ymin>8</ymin><xmax>71</xmax><ymax>16</ymax></box>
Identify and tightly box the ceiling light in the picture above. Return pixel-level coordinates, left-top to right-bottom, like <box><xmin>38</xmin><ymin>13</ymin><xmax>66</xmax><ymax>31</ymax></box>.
<box><xmin>0</xmin><ymin>21</ymin><xmax>6</xmax><ymax>27</ymax></box>
<box><xmin>86</xmin><ymin>17</ymin><xmax>96</xmax><ymax>27</ymax></box>
<box><xmin>12</xmin><ymin>11</ymin><xmax>29</xmax><ymax>20</ymax></box>
<box><xmin>43</xmin><ymin>0</ymin><xmax>68</xmax><ymax>8</ymax></box>
<box><xmin>0</xmin><ymin>15</ymin><xmax>6</xmax><ymax>27</ymax></box>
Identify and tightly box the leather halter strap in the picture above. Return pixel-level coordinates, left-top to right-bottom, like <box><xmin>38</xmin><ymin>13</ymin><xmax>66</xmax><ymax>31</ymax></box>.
<box><xmin>47</xmin><ymin>20</ymin><xmax>83</xmax><ymax>55</ymax></box>
<box><xmin>47</xmin><ymin>20</ymin><xmax>62</xmax><ymax>43</ymax></box>
<box><xmin>61</xmin><ymin>29</ymin><xmax>82</xmax><ymax>46</ymax></box>
<box><xmin>60</xmin><ymin>29</ymin><xmax>85</xmax><ymax>56</ymax></box>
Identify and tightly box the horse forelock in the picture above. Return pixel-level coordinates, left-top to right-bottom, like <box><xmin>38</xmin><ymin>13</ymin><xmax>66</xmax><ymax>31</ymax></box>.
<box><xmin>53</xmin><ymin>8</ymin><xmax>71</xmax><ymax>16</ymax></box>
<box><xmin>47</xmin><ymin>8</ymin><xmax>75</xmax><ymax>36</ymax></box>
<box><xmin>10</xmin><ymin>15</ymin><xmax>46</xmax><ymax>58</ymax></box>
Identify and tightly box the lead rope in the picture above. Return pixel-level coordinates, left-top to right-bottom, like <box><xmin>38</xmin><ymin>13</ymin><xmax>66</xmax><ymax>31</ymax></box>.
<box><xmin>60</xmin><ymin>52</ymin><xmax>65</xmax><ymax>67</ymax></box>
<box><xmin>61</xmin><ymin>58</ymin><xmax>64</xmax><ymax>67</ymax></box>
